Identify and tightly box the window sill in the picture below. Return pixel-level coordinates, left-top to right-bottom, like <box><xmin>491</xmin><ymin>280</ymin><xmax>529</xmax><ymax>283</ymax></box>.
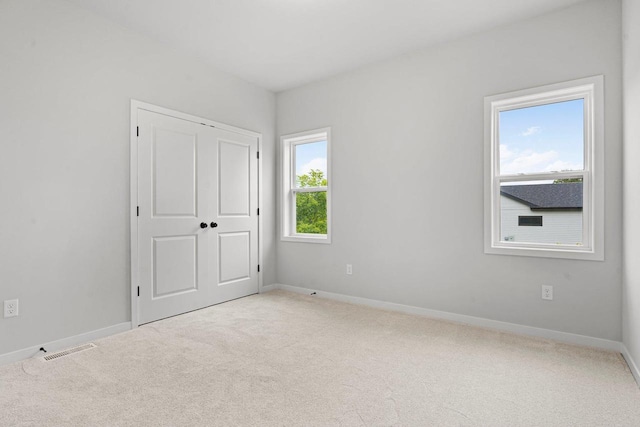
<box><xmin>281</xmin><ymin>235</ymin><xmax>331</xmax><ymax>244</ymax></box>
<box><xmin>485</xmin><ymin>243</ymin><xmax>603</xmax><ymax>261</ymax></box>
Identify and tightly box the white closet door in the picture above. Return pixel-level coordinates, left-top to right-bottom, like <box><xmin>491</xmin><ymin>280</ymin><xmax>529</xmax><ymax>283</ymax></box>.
<box><xmin>137</xmin><ymin>109</ymin><xmax>258</xmax><ymax>324</ymax></box>
<box><xmin>211</xmin><ymin>129</ymin><xmax>259</xmax><ymax>304</ymax></box>
<box><xmin>137</xmin><ymin>110</ymin><xmax>216</xmax><ymax>324</ymax></box>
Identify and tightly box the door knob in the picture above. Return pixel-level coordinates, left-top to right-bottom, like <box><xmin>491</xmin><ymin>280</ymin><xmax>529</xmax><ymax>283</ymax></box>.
<box><xmin>210</xmin><ymin>222</ymin><xmax>218</xmax><ymax>228</ymax></box>
<box><xmin>200</xmin><ymin>222</ymin><xmax>208</xmax><ymax>229</ymax></box>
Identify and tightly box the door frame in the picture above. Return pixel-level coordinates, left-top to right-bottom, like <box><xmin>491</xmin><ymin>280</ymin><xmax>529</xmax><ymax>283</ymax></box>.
<box><xmin>129</xmin><ymin>100</ymin><xmax>263</xmax><ymax>328</ymax></box>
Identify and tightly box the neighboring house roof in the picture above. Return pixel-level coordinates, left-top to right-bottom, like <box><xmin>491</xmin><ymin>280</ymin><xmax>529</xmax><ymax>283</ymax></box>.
<box><xmin>500</xmin><ymin>183</ymin><xmax>583</xmax><ymax>209</ymax></box>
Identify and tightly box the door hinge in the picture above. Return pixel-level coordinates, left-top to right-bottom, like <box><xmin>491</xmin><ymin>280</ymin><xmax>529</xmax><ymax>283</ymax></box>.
<box><xmin>257</xmin><ymin>151</ymin><xmax>259</xmax><ymax>159</ymax></box>
<box><xmin>136</xmin><ymin>126</ymin><xmax>139</xmax><ymax>137</ymax></box>
<box><xmin>137</xmin><ymin>286</ymin><xmax>140</xmax><ymax>297</ymax></box>
<box><xmin>136</xmin><ymin>206</ymin><xmax>139</xmax><ymax>217</ymax></box>
<box><xmin>257</xmin><ymin>265</ymin><xmax>260</xmax><ymax>273</ymax></box>
<box><xmin>257</xmin><ymin>208</ymin><xmax>259</xmax><ymax>215</ymax></box>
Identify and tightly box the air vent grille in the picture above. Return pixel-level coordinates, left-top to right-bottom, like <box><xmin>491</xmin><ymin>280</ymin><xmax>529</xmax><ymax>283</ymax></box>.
<box><xmin>43</xmin><ymin>343</ymin><xmax>97</xmax><ymax>361</ymax></box>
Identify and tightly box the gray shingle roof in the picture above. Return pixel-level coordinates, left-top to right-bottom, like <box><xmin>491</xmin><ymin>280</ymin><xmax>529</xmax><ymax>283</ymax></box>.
<box><xmin>500</xmin><ymin>183</ymin><xmax>583</xmax><ymax>209</ymax></box>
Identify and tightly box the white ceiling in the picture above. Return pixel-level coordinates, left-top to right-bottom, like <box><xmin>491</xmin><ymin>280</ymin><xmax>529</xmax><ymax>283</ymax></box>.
<box><xmin>69</xmin><ymin>0</ymin><xmax>585</xmax><ymax>92</ymax></box>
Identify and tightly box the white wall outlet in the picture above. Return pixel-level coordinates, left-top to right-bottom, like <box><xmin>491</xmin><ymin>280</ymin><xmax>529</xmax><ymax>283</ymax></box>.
<box><xmin>4</xmin><ymin>299</ymin><xmax>18</xmax><ymax>318</ymax></box>
<box><xmin>346</xmin><ymin>264</ymin><xmax>353</xmax><ymax>275</ymax></box>
<box><xmin>542</xmin><ymin>285</ymin><xmax>553</xmax><ymax>301</ymax></box>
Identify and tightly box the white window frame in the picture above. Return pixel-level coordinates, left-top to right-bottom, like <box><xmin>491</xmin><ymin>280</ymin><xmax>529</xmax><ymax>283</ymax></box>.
<box><xmin>281</xmin><ymin>128</ymin><xmax>332</xmax><ymax>244</ymax></box>
<box><xmin>484</xmin><ymin>76</ymin><xmax>604</xmax><ymax>260</ymax></box>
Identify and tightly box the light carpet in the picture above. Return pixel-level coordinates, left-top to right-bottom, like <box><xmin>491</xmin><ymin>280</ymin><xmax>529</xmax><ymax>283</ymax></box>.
<box><xmin>1</xmin><ymin>290</ymin><xmax>639</xmax><ymax>426</ymax></box>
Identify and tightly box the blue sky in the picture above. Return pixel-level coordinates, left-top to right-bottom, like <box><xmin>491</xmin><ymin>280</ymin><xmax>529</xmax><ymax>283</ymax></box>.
<box><xmin>499</xmin><ymin>99</ymin><xmax>584</xmax><ymax>175</ymax></box>
<box><xmin>295</xmin><ymin>140</ymin><xmax>327</xmax><ymax>177</ymax></box>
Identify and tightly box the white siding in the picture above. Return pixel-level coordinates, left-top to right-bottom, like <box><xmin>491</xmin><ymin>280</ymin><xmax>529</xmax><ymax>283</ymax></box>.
<box><xmin>500</xmin><ymin>196</ymin><xmax>583</xmax><ymax>245</ymax></box>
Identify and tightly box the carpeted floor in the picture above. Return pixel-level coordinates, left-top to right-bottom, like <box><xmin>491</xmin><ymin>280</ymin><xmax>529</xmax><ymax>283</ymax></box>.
<box><xmin>1</xmin><ymin>290</ymin><xmax>639</xmax><ymax>426</ymax></box>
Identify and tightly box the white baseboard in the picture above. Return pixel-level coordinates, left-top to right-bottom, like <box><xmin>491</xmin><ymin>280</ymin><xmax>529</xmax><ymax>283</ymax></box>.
<box><xmin>621</xmin><ymin>344</ymin><xmax>640</xmax><ymax>386</ymax></box>
<box><xmin>268</xmin><ymin>284</ymin><xmax>623</xmax><ymax>353</ymax></box>
<box><xmin>0</xmin><ymin>322</ymin><xmax>132</xmax><ymax>367</ymax></box>
<box><xmin>260</xmin><ymin>284</ymin><xmax>277</xmax><ymax>294</ymax></box>
<box><xmin>3</xmin><ymin>288</ymin><xmax>635</xmax><ymax>386</ymax></box>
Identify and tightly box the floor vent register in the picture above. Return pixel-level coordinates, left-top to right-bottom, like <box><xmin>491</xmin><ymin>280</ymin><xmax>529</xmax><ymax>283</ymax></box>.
<box><xmin>43</xmin><ymin>343</ymin><xmax>97</xmax><ymax>361</ymax></box>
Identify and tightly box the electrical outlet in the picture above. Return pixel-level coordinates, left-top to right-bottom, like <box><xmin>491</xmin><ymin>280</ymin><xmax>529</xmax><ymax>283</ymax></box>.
<box><xmin>4</xmin><ymin>299</ymin><xmax>18</xmax><ymax>318</ymax></box>
<box><xmin>542</xmin><ymin>285</ymin><xmax>553</xmax><ymax>301</ymax></box>
<box><xmin>346</xmin><ymin>264</ymin><xmax>353</xmax><ymax>275</ymax></box>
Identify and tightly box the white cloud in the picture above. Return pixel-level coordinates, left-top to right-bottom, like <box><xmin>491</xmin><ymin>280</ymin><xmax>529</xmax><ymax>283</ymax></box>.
<box><xmin>522</xmin><ymin>126</ymin><xmax>541</xmax><ymax>137</ymax></box>
<box><xmin>500</xmin><ymin>150</ymin><xmax>558</xmax><ymax>175</ymax></box>
<box><xmin>500</xmin><ymin>144</ymin><xmax>515</xmax><ymax>160</ymax></box>
<box><xmin>543</xmin><ymin>160</ymin><xmax>583</xmax><ymax>172</ymax></box>
<box><xmin>501</xmin><ymin>149</ymin><xmax>583</xmax><ymax>175</ymax></box>
<box><xmin>297</xmin><ymin>157</ymin><xmax>327</xmax><ymax>176</ymax></box>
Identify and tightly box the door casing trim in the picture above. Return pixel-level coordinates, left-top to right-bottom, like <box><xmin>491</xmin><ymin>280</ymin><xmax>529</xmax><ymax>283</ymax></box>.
<box><xmin>130</xmin><ymin>99</ymin><xmax>263</xmax><ymax>328</ymax></box>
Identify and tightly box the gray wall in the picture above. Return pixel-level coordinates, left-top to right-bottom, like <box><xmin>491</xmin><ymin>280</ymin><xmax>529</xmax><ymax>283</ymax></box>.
<box><xmin>0</xmin><ymin>0</ymin><xmax>276</xmax><ymax>355</ymax></box>
<box><xmin>276</xmin><ymin>0</ymin><xmax>623</xmax><ymax>340</ymax></box>
<box><xmin>623</xmin><ymin>0</ymin><xmax>640</xmax><ymax>368</ymax></box>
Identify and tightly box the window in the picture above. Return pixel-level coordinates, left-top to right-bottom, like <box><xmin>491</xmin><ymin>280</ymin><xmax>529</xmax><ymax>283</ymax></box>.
<box><xmin>484</xmin><ymin>76</ymin><xmax>604</xmax><ymax>260</ymax></box>
<box><xmin>518</xmin><ymin>216</ymin><xmax>543</xmax><ymax>227</ymax></box>
<box><xmin>281</xmin><ymin>128</ymin><xmax>331</xmax><ymax>243</ymax></box>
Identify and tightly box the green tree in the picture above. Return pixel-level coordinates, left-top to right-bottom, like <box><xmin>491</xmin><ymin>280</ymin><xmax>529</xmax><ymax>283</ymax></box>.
<box><xmin>553</xmin><ymin>178</ymin><xmax>583</xmax><ymax>184</ymax></box>
<box><xmin>296</xmin><ymin>169</ymin><xmax>327</xmax><ymax>234</ymax></box>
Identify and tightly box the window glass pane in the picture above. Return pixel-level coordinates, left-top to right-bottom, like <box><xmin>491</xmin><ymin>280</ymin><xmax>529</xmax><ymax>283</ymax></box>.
<box><xmin>500</xmin><ymin>179</ymin><xmax>583</xmax><ymax>245</ymax></box>
<box><xmin>296</xmin><ymin>191</ymin><xmax>327</xmax><ymax>234</ymax></box>
<box><xmin>499</xmin><ymin>99</ymin><xmax>584</xmax><ymax>175</ymax></box>
<box><xmin>518</xmin><ymin>216</ymin><xmax>543</xmax><ymax>226</ymax></box>
<box><xmin>295</xmin><ymin>141</ymin><xmax>327</xmax><ymax>188</ymax></box>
